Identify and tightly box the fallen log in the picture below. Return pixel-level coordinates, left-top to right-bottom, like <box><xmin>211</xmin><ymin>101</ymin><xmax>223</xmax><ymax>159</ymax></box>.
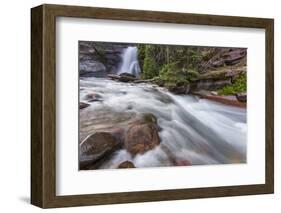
<box><xmin>107</xmin><ymin>74</ymin><xmax>120</xmax><ymax>80</ymax></box>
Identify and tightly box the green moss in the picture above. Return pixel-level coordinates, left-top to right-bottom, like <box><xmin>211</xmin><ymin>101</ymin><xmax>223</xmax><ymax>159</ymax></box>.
<box><xmin>218</xmin><ymin>73</ymin><xmax>247</xmax><ymax>95</ymax></box>
<box><xmin>152</xmin><ymin>77</ymin><xmax>164</xmax><ymax>86</ymax></box>
<box><xmin>141</xmin><ymin>113</ymin><xmax>157</xmax><ymax>124</ymax></box>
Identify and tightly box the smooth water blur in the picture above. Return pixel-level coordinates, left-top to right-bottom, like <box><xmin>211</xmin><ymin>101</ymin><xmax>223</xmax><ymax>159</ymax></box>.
<box><xmin>117</xmin><ymin>46</ymin><xmax>141</xmax><ymax>78</ymax></box>
<box><xmin>80</xmin><ymin>78</ymin><xmax>247</xmax><ymax>169</ymax></box>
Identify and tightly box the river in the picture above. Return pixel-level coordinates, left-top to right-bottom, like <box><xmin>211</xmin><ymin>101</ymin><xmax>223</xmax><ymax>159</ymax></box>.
<box><xmin>79</xmin><ymin>77</ymin><xmax>247</xmax><ymax>169</ymax></box>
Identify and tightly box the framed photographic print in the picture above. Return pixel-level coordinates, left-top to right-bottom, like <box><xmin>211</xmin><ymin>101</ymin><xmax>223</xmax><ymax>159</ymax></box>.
<box><xmin>31</xmin><ymin>4</ymin><xmax>274</xmax><ymax>208</ymax></box>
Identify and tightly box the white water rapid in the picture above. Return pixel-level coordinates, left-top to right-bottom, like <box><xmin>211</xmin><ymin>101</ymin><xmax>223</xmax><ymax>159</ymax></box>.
<box><xmin>80</xmin><ymin>78</ymin><xmax>247</xmax><ymax>169</ymax></box>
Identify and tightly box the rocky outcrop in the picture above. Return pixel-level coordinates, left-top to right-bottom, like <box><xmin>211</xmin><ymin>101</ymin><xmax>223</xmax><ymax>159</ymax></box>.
<box><xmin>167</xmin><ymin>84</ymin><xmax>190</xmax><ymax>94</ymax></box>
<box><xmin>79</xmin><ymin>132</ymin><xmax>121</xmax><ymax>169</ymax></box>
<box><xmin>79</xmin><ymin>105</ymin><xmax>136</xmax><ymax>141</ymax></box>
<box><xmin>223</xmin><ymin>49</ymin><xmax>246</xmax><ymax>65</ymax></box>
<box><xmin>124</xmin><ymin>113</ymin><xmax>160</xmax><ymax>155</ymax></box>
<box><xmin>193</xmin><ymin>66</ymin><xmax>246</xmax><ymax>91</ymax></box>
<box><xmin>195</xmin><ymin>78</ymin><xmax>232</xmax><ymax>90</ymax></box>
<box><xmin>118</xmin><ymin>161</ymin><xmax>135</xmax><ymax>169</ymax></box>
<box><xmin>200</xmin><ymin>48</ymin><xmax>246</xmax><ymax>72</ymax></box>
<box><xmin>236</xmin><ymin>92</ymin><xmax>247</xmax><ymax>102</ymax></box>
<box><xmin>79</xmin><ymin>41</ymin><xmax>131</xmax><ymax>77</ymax></box>
<box><xmin>80</xmin><ymin>61</ymin><xmax>107</xmax><ymax>77</ymax></box>
<box><xmin>79</xmin><ymin>102</ymin><xmax>90</xmax><ymax>109</ymax></box>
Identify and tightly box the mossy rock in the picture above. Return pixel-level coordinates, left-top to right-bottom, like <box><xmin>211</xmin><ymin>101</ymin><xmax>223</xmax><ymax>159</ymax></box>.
<box><xmin>141</xmin><ymin>113</ymin><xmax>157</xmax><ymax>124</ymax></box>
<box><xmin>118</xmin><ymin>161</ymin><xmax>135</xmax><ymax>169</ymax></box>
<box><xmin>198</xmin><ymin>69</ymin><xmax>231</xmax><ymax>81</ymax></box>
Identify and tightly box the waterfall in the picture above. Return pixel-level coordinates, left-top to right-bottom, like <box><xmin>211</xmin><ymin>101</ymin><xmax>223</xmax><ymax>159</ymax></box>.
<box><xmin>118</xmin><ymin>46</ymin><xmax>141</xmax><ymax>78</ymax></box>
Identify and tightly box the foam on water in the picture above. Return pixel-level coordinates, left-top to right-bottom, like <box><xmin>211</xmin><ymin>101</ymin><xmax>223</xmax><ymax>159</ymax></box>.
<box><xmin>80</xmin><ymin>78</ymin><xmax>247</xmax><ymax>169</ymax></box>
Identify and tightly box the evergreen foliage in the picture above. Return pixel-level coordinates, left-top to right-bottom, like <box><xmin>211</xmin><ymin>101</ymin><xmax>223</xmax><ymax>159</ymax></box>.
<box><xmin>137</xmin><ymin>44</ymin><xmax>245</xmax><ymax>95</ymax></box>
<box><xmin>218</xmin><ymin>73</ymin><xmax>247</xmax><ymax>95</ymax></box>
<box><xmin>142</xmin><ymin>45</ymin><xmax>159</xmax><ymax>79</ymax></box>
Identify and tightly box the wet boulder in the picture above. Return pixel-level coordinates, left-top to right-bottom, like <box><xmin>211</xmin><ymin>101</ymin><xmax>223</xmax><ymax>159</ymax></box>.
<box><xmin>85</xmin><ymin>92</ymin><xmax>102</xmax><ymax>102</ymax></box>
<box><xmin>118</xmin><ymin>161</ymin><xmax>135</xmax><ymax>169</ymax></box>
<box><xmin>79</xmin><ymin>132</ymin><xmax>121</xmax><ymax>169</ymax></box>
<box><xmin>174</xmin><ymin>159</ymin><xmax>192</xmax><ymax>166</ymax></box>
<box><xmin>124</xmin><ymin>113</ymin><xmax>160</xmax><ymax>155</ymax></box>
<box><xmin>79</xmin><ymin>102</ymin><xmax>90</xmax><ymax>109</ymax></box>
<box><xmin>167</xmin><ymin>84</ymin><xmax>190</xmax><ymax>94</ymax></box>
<box><xmin>118</xmin><ymin>73</ymin><xmax>137</xmax><ymax>82</ymax></box>
<box><xmin>236</xmin><ymin>92</ymin><xmax>247</xmax><ymax>102</ymax></box>
<box><xmin>141</xmin><ymin>113</ymin><xmax>157</xmax><ymax>124</ymax></box>
<box><xmin>124</xmin><ymin>123</ymin><xmax>160</xmax><ymax>155</ymax></box>
<box><xmin>107</xmin><ymin>74</ymin><xmax>120</xmax><ymax>81</ymax></box>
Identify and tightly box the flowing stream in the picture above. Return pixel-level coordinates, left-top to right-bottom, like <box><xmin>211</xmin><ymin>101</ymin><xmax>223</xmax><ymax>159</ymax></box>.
<box><xmin>80</xmin><ymin>78</ymin><xmax>247</xmax><ymax>169</ymax></box>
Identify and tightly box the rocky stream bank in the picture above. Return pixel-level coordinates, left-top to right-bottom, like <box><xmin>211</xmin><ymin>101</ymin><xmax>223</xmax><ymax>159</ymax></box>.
<box><xmin>78</xmin><ymin>42</ymin><xmax>247</xmax><ymax>170</ymax></box>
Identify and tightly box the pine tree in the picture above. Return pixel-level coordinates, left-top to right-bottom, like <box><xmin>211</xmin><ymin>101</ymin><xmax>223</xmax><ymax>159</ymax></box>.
<box><xmin>142</xmin><ymin>45</ymin><xmax>159</xmax><ymax>79</ymax></box>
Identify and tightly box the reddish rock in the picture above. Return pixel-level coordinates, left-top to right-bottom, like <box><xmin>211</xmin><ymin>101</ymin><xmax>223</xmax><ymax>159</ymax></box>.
<box><xmin>124</xmin><ymin>116</ymin><xmax>160</xmax><ymax>155</ymax></box>
<box><xmin>175</xmin><ymin>159</ymin><xmax>192</xmax><ymax>166</ymax></box>
<box><xmin>192</xmin><ymin>91</ymin><xmax>246</xmax><ymax>108</ymax></box>
<box><xmin>204</xmin><ymin>95</ymin><xmax>246</xmax><ymax>108</ymax></box>
<box><xmin>85</xmin><ymin>93</ymin><xmax>102</xmax><ymax>102</ymax></box>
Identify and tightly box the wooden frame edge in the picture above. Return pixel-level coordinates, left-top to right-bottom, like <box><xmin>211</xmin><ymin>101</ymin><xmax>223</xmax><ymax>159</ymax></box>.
<box><xmin>31</xmin><ymin>5</ymin><xmax>44</xmax><ymax>208</ymax></box>
<box><xmin>31</xmin><ymin>4</ymin><xmax>274</xmax><ymax>208</ymax></box>
<box><xmin>265</xmin><ymin>19</ymin><xmax>274</xmax><ymax>194</ymax></box>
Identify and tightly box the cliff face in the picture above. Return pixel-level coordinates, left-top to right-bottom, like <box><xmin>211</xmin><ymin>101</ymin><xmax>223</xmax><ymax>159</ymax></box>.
<box><xmin>79</xmin><ymin>41</ymin><xmax>131</xmax><ymax>77</ymax></box>
<box><xmin>194</xmin><ymin>48</ymin><xmax>247</xmax><ymax>91</ymax></box>
<box><xmin>198</xmin><ymin>47</ymin><xmax>246</xmax><ymax>72</ymax></box>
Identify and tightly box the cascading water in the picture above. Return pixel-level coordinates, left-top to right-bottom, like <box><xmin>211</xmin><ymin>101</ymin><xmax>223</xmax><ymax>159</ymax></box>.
<box><xmin>80</xmin><ymin>78</ymin><xmax>247</xmax><ymax>169</ymax></box>
<box><xmin>118</xmin><ymin>46</ymin><xmax>141</xmax><ymax>78</ymax></box>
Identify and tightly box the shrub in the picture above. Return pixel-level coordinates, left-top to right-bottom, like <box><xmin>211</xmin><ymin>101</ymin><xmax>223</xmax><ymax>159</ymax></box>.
<box><xmin>159</xmin><ymin>63</ymin><xmax>189</xmax><ymax>86</ymax></box>
<box><xmin>218</xmin><ymin>73</ymin><xmax>247</xmax><ymax>95</ymax></box>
